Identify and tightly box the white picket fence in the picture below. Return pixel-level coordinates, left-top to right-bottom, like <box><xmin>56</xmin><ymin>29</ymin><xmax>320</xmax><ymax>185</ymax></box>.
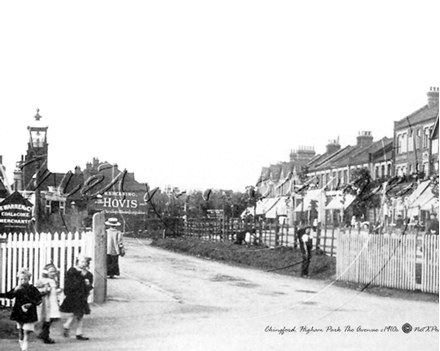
<box><xmin>337</xmin><ymin>233</ymin><xmax>439</xmax><ymax>294</ymax></box>
<box><xmin>0</xmin><ymin>231</ymin><xmax>94</xmax><ymax>307</ymax></box>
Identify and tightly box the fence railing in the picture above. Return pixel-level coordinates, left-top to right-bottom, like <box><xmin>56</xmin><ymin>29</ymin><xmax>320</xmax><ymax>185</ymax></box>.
<box><xmin>178</xmin><ymin>218</ymin><xmax>342</xmax><ymax>255</ymax></box>
<box><xmin>0</xmin><ymin>231</ymin><xmax>94</xmax><ymax>307</ymax></box>
<box><xmin>336</xmin><ymin>232</ymin><xmax>439</xmax><ymax>294</ymax></box>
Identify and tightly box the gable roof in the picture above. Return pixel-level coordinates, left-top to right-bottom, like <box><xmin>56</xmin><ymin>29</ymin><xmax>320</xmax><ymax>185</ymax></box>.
<box><xmin>394</xmin><ymin>102</ymin><xmax>439</xmax><ymax>130</ymax></box>
<box><xmin>308</xmin><ymin>146</ymin><xmax>350</xmax><ymax>171</ymax></box>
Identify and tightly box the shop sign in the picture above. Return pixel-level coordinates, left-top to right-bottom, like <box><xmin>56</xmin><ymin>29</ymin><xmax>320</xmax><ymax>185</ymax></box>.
<box><xmin>0</xmin><ymin>192</ymin><xmax>33</xmax><ymax>228</ymax></box>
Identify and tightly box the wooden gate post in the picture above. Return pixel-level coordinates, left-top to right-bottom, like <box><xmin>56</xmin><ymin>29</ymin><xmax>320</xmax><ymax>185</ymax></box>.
<box><xmin>93</xmin><ymin>212</ymin><xmax>107</xmax><ymax>304</ymax></box>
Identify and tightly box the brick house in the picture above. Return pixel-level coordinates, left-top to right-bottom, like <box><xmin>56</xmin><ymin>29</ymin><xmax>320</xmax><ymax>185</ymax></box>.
<box><xmin>393</xmin><ymin>87</ymin><xmax>439</xmax><ymax>178</ymax></box>
<box><xmin>429</xmin><ymin>114</ymin><xmax>439</xmax><ymax>175</ymax></box>
<box><xmin>307</xmin><ymin>132</ymin><xmax>393</xmax><ymax>190</ymax></box>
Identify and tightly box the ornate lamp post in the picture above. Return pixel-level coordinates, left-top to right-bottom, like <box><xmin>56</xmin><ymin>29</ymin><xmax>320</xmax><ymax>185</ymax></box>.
<box><xmin>27</xmin><ymin>109</ymin><xmax>48</xmax><ymax>232</ymax></box>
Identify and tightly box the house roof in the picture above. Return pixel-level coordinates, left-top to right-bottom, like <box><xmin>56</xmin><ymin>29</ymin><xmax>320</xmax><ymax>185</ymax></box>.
<box><xmin>269</xmin><ymin>164</ymin><xmax>282</xmax><ymax>182</ymax></box>
<box><xmin>394</xmin><ymin>102</ymin><xmax>439</xmax><ymax>130</ymax></box>
<box><xmin>307</xmin><ymin>146</ymin><xmax>348</xmax><ymax>171</ymax></box>
<box><xmin>312</xmin><ymin>145</ymin><xmax>359</xmax><ymax>170</ymax></box>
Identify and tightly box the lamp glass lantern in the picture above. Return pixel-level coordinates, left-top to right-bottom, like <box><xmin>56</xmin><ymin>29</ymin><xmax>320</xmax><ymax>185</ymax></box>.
<box><xmin>27</xmin><ymin>110</ymin><xmax>48</xmax><ymax>149</ymax></box>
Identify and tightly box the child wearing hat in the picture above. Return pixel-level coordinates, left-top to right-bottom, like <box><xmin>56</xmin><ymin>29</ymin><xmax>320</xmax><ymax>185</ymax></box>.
<box><xmin>60</xmin><ymin>254</ymin><xmax>93</xmax><ymax>341</ymax></box>
<box><xmin>35</xmin><ymin>263</ymin><xmax>62</xmax><ymax>344</ymax></box>
<box><xmin>0</xmin><ymin>268</ymin><xmax>42</xmax><ymax>351</ymax></box>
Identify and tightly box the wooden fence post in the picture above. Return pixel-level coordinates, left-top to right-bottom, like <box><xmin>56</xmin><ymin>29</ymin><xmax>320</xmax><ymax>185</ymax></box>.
<box><xmin>0</xmin><ymin>235</ymin><xmax>6</xmax><ymax>294</ymax></box>
<box><xmin>275</xmin><ymin>218</ymin><xmax>279</xmax><ymax>247</ymax></box>
<box><xmin>330</xmin><ymin>224</ymin><xmax>336</xmax><ymax>257</ymax></box>
<box><xmin>92</xmin><ymin>212</ymin><xmax>107</xmax><ymax>304</ymax></box>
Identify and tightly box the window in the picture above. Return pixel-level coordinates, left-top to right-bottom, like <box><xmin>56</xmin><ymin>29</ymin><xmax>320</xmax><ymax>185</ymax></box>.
<box><xmin>397</xmin><ymin>135</ymin><xmax>402</xmax><ymax>154</ymax></box>
<box><xmin>402</xmin><ymin>133</ymin><xmax>407</xmax><ymax>152</ymax></box>
<box><xmin>423</xmin><ymin>128</ymin><xmax>430</xmax><ymax>148</ymax></box>
<box><xmin>408</xmin><ymin>129</ymin><xmax>414</xmax><ymax>151</ymax></box>
<box><xmin>417</xmin><ymin>129</ymin><xmax>422</xmax><ymax>148</ymax></box>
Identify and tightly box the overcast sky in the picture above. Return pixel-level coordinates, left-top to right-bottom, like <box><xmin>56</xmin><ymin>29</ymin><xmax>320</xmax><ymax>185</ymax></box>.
<box><xmin>0</xmin><ymin>1</ymin><xmax>438</xmax><ymax>192</ymax></box>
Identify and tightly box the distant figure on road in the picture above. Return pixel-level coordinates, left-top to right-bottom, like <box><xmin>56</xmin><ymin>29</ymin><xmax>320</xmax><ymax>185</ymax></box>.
<box><xmin>105</xmin><ymin>217</ymin><xmax>125</xmax><ymax>278</ymax></box>
<box><xmin>60</xmin><ymin>255</ymin><xmax>93</xmax><ymax>341</ymax></box>
<box><xmin>426</xmin><ymin>213</ymin><xmax>439</xmax><ymax>235</ymax></box>
<box><xmin>395</xmin><ymin>214</ymin><xmax>404</xmax><ymax>229</ymax></box>
<box><xmin>297</xmin><ymin>226</ymin><xmax>313</xmax><ymax>278</ymax></box>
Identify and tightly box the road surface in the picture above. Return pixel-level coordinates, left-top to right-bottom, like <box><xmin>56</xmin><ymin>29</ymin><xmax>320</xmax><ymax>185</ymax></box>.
<box><xmin>2</xmin><ymin>237</ymin><xmax>438</xmax><ymax>351</ymax></box>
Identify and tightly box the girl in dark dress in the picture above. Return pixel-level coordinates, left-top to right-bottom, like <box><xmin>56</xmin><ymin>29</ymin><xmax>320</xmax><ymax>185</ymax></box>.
<box><xmin>1</xmin><ymin>268</ymin><xmax>42</xmax><ymax>351</ymax></box>
<box><xmin>60</xmin><ymin>255</ymin><xmax>93</xmax><ymax>341</ymax></box>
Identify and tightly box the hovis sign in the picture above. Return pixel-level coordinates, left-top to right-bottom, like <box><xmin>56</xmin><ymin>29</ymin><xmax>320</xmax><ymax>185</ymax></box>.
<box><xmin>94</xmin><ymin>191</ymin><xmax>148</xmax><ymax>215</ymax></box>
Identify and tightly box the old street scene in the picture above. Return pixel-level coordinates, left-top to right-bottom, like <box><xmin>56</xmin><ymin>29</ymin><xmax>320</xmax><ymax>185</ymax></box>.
<box><xmin>0</xmin><ymin>3</ymin><xmax>439</xmax><ymax>351</ymax></box>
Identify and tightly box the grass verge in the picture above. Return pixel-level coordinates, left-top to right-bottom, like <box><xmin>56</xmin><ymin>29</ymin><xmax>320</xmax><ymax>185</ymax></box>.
<box><xmin>150</xmin><ymin>236</ymin><xmax>335</xmax><ymax>279</ymax></box>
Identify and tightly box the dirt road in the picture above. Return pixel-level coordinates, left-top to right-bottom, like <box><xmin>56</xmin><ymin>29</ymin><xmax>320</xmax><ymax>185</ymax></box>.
<box><xmin>2</xmin><ymin>237</ymin><xmax>438</xmax><ymax>351</ymax></box>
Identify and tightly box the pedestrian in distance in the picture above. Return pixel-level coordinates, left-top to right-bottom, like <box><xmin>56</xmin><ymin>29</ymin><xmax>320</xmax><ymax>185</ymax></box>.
<box><xmin>60</xmin><ymin>255</ymin><xmax>93</xmax><ymax>341</ymax></box>
<box><xmin>106</xmin><ymin>217</ymin><xmax>125</xmax><ymax>278</ymax></box>
<box><xmin>35</xmin><ymin>263</ymin><xmax>62</xmax><ymax>344</ymax></box>
<box><xmin>297</xmin><ymin>226</ymin><xmax>313</xmax><ymax>278</ymax></box>
<box><xmin>426</xmin><ymin>212</ymin><xmax>439</xmax><ymax>235</ymax></box>
<box><xmin>0</xmin><ymin>268</ymin><xmax>42</xmax><ymax>351</ymax></box>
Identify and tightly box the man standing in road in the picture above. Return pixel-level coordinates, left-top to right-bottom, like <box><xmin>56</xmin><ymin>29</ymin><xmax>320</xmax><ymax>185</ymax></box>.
<box><xmin>297</xmin><ymin>226</ymin><xmax>313</xmax><ymax>278</ymax></box>
<box><xmin>106</xmin><ymin>218</ymin><xmax>125</xmax><ymax>278</ymax></box>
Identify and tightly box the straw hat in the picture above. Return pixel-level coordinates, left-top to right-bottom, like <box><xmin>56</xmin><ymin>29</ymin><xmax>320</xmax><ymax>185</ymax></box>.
<box><xmin>105</xmin><ymin>218</ymin><xmax>121</xmax><ymax>226</ymax></box>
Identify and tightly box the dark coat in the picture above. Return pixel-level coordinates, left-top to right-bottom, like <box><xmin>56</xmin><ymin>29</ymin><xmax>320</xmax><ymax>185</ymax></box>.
<box><xmin>5</xmin><ymin>284</ymin><xmax>42</xmax><ymax>324</ymax></box>
<box><xmin>60</xmin><ymin>267</ymin><xmax>93</xmax><ymax>315</ymax></box>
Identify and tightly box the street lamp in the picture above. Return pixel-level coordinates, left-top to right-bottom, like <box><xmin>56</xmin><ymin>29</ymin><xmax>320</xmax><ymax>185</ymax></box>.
<box><xmin>27</xmin><ymin>109</ymin><xmax>48</xmax><ymax>232</ymax></box>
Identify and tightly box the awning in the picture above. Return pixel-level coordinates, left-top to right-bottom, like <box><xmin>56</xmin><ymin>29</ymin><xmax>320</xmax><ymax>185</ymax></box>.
<box><xmin>325</xmin><ymin>194</ymin><xmax>356</xmax><ymax>210</ymax></box>
<box><xmin>255</xmin><ymin>198</ymin><xmax>279</xmax><ymax>216</ymax></box>
<box><xmin>406</xmin><ymin>180</ymin><xmax>431</xmax><ymax>208</ymax></box>
<box><xmin>408</xmin><ymin>184</ymin><xmax>435</xmax><ymax>209</ymax></box>
<box><xmin>421</xmin><ymin>197</ymin><xmax>438</xmax><ymax>211</ymax></box>
<box><xmin>293</xmin><ymin>189</ymin><xmax>323</xmax><ymax>212</ymax></box>
<box><xmin>265</xmin><ymin>196</ymin><xmax>290</xmax><ymax>218</ymax></box>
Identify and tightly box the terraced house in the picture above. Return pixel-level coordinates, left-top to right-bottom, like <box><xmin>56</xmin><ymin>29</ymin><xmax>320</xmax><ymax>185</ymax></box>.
<box><xmin>394</xmin><ymin>87</ymin><xmax>439</xmax><ymax>177</ymax></box>
<box><xmin>306</xmin><ymin>132</ymin><xmax>393</xmax><ymax>190</ymax></box>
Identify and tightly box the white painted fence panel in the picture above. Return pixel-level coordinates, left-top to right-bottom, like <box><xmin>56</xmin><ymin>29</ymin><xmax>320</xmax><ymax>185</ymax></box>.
<box><xmin>337</xmin><ymin>233</ymin><xmax>438</xmax><ymax>294</ymax></box>
<box><xmin>0</xmin><ymin>231</ymin><xmax>94</xmax><ymax>307</ymax></box>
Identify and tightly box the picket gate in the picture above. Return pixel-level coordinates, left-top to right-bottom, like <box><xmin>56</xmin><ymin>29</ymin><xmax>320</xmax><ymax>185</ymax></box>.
<box><xmin>0</xmin><ymin>231</ymin><xmax>94</xmax><ymax>307</ymax></box>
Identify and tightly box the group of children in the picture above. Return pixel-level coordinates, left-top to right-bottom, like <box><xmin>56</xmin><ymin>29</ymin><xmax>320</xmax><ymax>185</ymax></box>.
<box><xmin>0</xmin><ymin>254</ymin><xmax>94</xmax><ymax>351</ymax></box>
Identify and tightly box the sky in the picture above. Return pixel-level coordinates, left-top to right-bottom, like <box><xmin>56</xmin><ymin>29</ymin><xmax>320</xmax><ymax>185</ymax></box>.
<box><xmin>0</xmin><ymin>1</ymin><xmax>439</xmax><ymax>192</ymax></box>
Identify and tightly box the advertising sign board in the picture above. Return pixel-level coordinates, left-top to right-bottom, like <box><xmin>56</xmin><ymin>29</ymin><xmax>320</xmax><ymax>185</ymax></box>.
<box><xmin>94</xmin><ymin>191</ymin><xmax>148</xmax><ymax>215</ymax></box>
<box><xmin>0</xmin><ymin>192</ymin><xmax>33</xmax><ymax>231</ymax></box>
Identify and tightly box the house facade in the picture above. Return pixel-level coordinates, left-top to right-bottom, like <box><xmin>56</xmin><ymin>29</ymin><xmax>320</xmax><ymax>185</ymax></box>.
<box><xmin>393</xmin><ymin>87</ymin><xmax>439</xmax><ymax>178</ymax></box>
<box><xmin>256</xmin><ymin>146</ymin><xmax>316</xmax><ymax>199</ymax></box>
<box><xmin>307</xmin><ymin>132</ymin><xmax>393</xmax><ymax>190</ymax></box>
<box><xmin>429</xmin><ymin>114</ymin><xmax>439</xmax><ymax>175</ymax></box>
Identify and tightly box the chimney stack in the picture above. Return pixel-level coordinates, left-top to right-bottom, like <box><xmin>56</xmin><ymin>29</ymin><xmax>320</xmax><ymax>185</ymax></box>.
<box><xmin>427</xmin><ymin>87</ymin><xmax>439</xmax><ymax>108</ymax></box>
<box><xmin>326</xmin><ymin>139</ymin><xmax>341</xmax><ymax>155</ymax></box>
<box><xmin>357</xmin><ymin>131</ymin><xmax>373</xmax><ymax>147</ymax></box>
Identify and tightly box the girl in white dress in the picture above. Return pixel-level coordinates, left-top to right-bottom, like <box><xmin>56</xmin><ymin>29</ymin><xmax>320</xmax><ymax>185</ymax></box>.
<box><xmin>35</xmin><ymin>264</ymin><xmax>62</xmax><ymax>344</ymax></box>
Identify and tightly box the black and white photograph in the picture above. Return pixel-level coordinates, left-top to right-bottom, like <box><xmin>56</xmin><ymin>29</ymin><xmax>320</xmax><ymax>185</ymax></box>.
<box><xmin>0</xmin><ymin>1</ymin><xmax>438</xmax><ymax>350</ymax></box>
